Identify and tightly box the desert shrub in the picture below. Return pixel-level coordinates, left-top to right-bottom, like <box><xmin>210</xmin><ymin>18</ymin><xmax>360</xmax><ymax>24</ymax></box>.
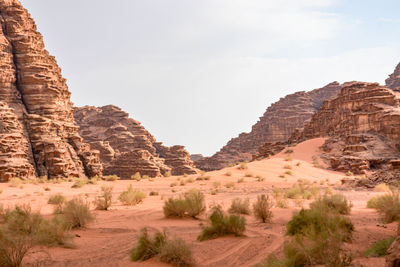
<box><xmin>119</xmin><ymin>185</ymin><xmax>146</xmax><ymax>206</ymax></box>
<box><xmin>0</xmin><ymin>205</ymin><xmax>74</xmax><ymax>266</ymax></box>
<box><xmin>163</xmin><ymin>190</ymin><xmax>205</xmax><ymax>219</ymax></box>
<box><xmin>95</xmin><ymin>185</ymin><xmax>113</xmax><ymax>210</ymax></box>
<box><xmin>103</xmin><ymin>175</ymin><xmax>119</xmax><ymax>181</ymax></box>
<box><xmin>374</xmin><ymin>183</ymin><xmax>391</xmax><ymax>192</ymax></box>
<box><xmin>170</xmin><ymin>182</ymin><xmax>178</xmax><ymax>187</ymax></box>
<box><xmin>8</xmin><ymin>178</ymin><xmax>22</xmax><ymax>188</ymax></box>
<box><xmin>345</xmin><ymin>171</ymin><xmax>353</xmax><ymax>176</ymax></box>
<box><xmin>228</xmin><ymin>198</ymin><xmax>250</xmax><ymax>215</ymax></box>
<box><xmin>283</xmin><ymin>181</ymin><xmax>318</xmax><ymax>200</ymax></box>
<box><xmin>61</xmin><ymin>198</ymin><xmax>94</xmax><ymax>228</ymax></box>
<box><xmin>196</xmin><ymin>175</ymin><xmax>210</xmax><ymax>181</ymax></box>
<box><xmin>163</xmin><ymin>198</ymin><xmax>187</xmax><ymax>218</ymax></box>
<box><xmin>312</xmin><ymin>156</ymin><xmax>320</xmax><ymax>168</ymax></box>
<box><xmin>272</xmin><ymin>190</ymin><xmax>289</xmax><ymax>209</ymax></box>
<box><xmin>213</xmin><ymin>181</ymin><xmax>221</xmax><ymax>188</ymax></box>
<box><xmin>131</xmin><ymin>172</ymin><xmax>141</xmax><ymax>181</ymax></box>
<box><xmin>287</xmin><ymin>209</ymin><xmax>353</xmax><ymax>242</ymax></box>
<box><xmin>283</xmin><ymin>165</ymin><xmax>292</xmax><ymax>170</ymax></box>
<box><xmin>36</xmin><ymin>216</ymin><xmax>74</xmax><ymax>248</ymax></box>
<box><xmin>244</xmin><ymin>172</ymin><xmax>253</xmax><ymax>177</ymax></box>
<box><xmin>237</xmin><ymin>162</ymin><xmax>248</xmax><ymax>170</ymax></box>
<box><xmin>310</xmin><ymin>194</ymin><xmax>352</xmax><ymax>215</ymax></box>
<box><xmin>284</xmin><ymin>170</ymin><xmax>293</xmax><ymax>176</ymax></box>
<box><xmin>185</xmin><ymin>178</ymin><xmax>194</xmax><ymax>184</ymax></box>
<box><xmin>367</xmin><ymin>190</ymin><xmax>400</xmax><ymax>223</ymax></box>
<box><xmin>130</xmin><ymin>228</ymin><xmax>167</xmax><ymax>261</ymax></box>
<box><xmin>48</xmin><ymin>194</ymin><xmax>66</xmax><ymax>205</ymax></box>
<box><xmin>282</xmin><ymin>204</ymin><xmax>354</xmax><ymax>267</ymax></box>
<box><xmin>253</xmin><ymin>195</ymin><xmax>273</xmax><ymax>223</ymax></box>
<box><xmin>225</xmin><ymin>182</ymin><xmax>235</xmax><ymax>188</ymax></box>
<box><xmin>237</xmin><ymin>178</ymin><xmax>245</xmax><ymax>183</ymax></box>
<box><xmin>71</xmin><ymin>178</ymin><xmax>88</xmax><ymax>188</ymax></box>
<box><xmin>256</xmin><ymin>175</ymin><xmax>265</xmax><ymax>182</ymax></box>
<box><xmin>149</xmin><ymin>191</ymin><xmax>159</xmax><ymax>196</ymax></box>
<box><xmin>225</xmin><ymin>171</ymin><xmax>232</xmax><ymax>177</ymax></box>
<box><xmin>159</xmin><ymin>238</ymin><xmax>194</xmax><ymax>267</ymax></box>
<box><xmin>197</xmin><ymin>206</ymin><xmax>245</xmax><ymax>241</ymax></box>
<box><xmin>130</xmin><ymin>229</ymin><xmax>193</xmax><ymax>266</ymax></box>
<box><xmin>184</xmin><ymin>189</ymin><xmax>206</xmax><ymax>218</ymax></box>
<box><xmin>364</xmin><ymin>237</ymin><xmax>395</xmax><ymax>257</ymax></box>
<box><xmin>164</xmin><ymin>171</ymin><xmax>172</xmax><ymax>177</ymax></box>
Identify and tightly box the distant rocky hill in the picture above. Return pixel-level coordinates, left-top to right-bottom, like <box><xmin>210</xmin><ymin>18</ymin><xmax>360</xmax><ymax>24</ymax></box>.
<box><xmin>0</xmin><ymin>0</ymin><xmax>102</xmax><ymax>181</ymax></box>
<box><xmin>195</xmin><ymin>82</ymin><xmax>342</xmax><ymax>170</ymax></box>
<box><xmin>255</xmin><ymin>63</ymin><xmax>400</xmax><ymax>184</ymax></box>
<box><xmin>74</xmin><ymin>105</ymin><xmax>198</xmax><ymax>178</ymax></box>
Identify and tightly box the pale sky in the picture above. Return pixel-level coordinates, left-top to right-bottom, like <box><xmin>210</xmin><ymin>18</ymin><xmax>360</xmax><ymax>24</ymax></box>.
<box><xmin>21</xmin><ymin>0</ymin><xmax>400</xmax><ymax>156</ymax></box>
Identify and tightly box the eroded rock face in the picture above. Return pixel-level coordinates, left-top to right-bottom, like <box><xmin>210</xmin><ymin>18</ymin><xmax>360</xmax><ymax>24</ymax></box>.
<box><xmin>386</xmin><ymin>62</ymin><xmax>400</xmax><ymax>91</ymax></box>
<box><xmin>74</xmin><ymin>105</ymin><xmax>198</xmax><ymax>178</ymax></box>
<box><xmin>288</xmin><ymin>82</ymin><xmax>400</xmax><ymax>175</ymax></box>
<box><xmin>195</xmin><ymin>82</ymin><xmax>342</xmax><ymax>171</ymax></box>
<box><xmin>0</xmin><ymin>0</ymin><xmax>102</xmax><ymax>181</ymax></box>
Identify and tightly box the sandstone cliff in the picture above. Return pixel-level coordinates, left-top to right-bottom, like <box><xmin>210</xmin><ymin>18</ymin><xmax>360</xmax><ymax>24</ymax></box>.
<box><xmin>386</xmin><ymin>62</ymin><xmax>400</xmax><ymax>90</ymax></box>
<box><xmin>195</xmin><ymin>82</ymin><xmax>342</xmax><ymax>170</ymax></box>
<box><xmin>74</xmin><ymin>105</ymin><xmax>198</xmax><ymax>179</ymax></box>
<box><xmin>277</xmin><ymin>81</ymin><xmax>400</xmax><ymax>176</ymax></box>
<box><xmin>0</xmin><ymin>0</ymin><xmax>102</xmax><ymax>181</ymax></box>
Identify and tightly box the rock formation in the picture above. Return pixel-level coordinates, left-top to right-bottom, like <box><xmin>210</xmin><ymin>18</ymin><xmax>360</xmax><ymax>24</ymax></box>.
<box><xmin>386</xmin><ymin>62</ymin><xmax>400</xmax><ymax>90</ymax></box>
<box><xmin>195</xmin><ymin>82</ymin><xmax>342</xmax><ymax>170</ymax></box>
<box><xmin>0</xmin><ymin>0</ymin><xmax>102</xmax><ymax>181</ymax></box>
<box><xmin>74</xmin><ymin>105</ymin><xmax>198</xmax><ymax>178</ymax></box>
<box><xmin>275</xmin><ymin>81</ymin><xmax>400</xmax><ymax>176</ymax></box>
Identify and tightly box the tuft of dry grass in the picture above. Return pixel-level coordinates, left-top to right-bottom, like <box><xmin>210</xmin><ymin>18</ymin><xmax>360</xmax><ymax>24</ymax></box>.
<box><xmin>225</xmin><ymin>171</ymin><xmax>232</xmax><ymax>177</ymax></box>
<box><xmin>163</xmin><ymin>189</ymin><xmax>206</xmax><ymax>219</ymax></box>
<box><xmin>237</xmin><ymin>162</ymin><xmax>248</xmax><ymax>170</ymax></box>
<box><xmin>131</xmin><ymin>172</ymin><xmax>141</xmax><ymax>181</ymax></box>
<box><xmin>367</xmin><ymin>189</ymin><xmax>400</xmax><ymax>223</ymax></box>
<box><xmin>119</xmin><ymin>185</ymin><xmax>146</xmax><ymax>206</ymax></box>
<box><xmin>228</xmin><ymin>198</ymin><xmax>250</xmax><ymax>215</ymax></box>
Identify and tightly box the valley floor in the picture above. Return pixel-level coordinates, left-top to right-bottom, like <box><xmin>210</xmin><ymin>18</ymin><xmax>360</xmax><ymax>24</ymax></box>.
<box><xmin>1</xmin><ymin>138</ymin><xmax>394</xmax><ymax>267</ymax></box>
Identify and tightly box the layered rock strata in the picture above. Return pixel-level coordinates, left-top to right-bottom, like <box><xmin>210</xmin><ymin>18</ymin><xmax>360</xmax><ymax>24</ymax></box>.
<box><xmin>278</xmin><ymin>82</ymin><xmax>400</xmax><ymax>175</ymax></box>
<box><xmin>386</xmin><ymin>62</ymin><xmax>400</xmax><ymax>90</ymax></box>
<box><xmin>0</xmin><ymin>0</ymin><xmax>102</xmax><ymax>181</ymax></box>
<box><xmin>195</xmin><ymin>82</ymin><xmax>342</xmax><ymax>171</ymax></box>
<box><xmin>74</xmin><ymin>105</ymin><xmax>198</xmax><ymax>178</ymax></box>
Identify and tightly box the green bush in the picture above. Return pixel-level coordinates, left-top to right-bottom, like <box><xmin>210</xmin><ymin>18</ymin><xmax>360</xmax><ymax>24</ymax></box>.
<box><xmin>159</xmin><ymin>238</ymin><xmax>194</xmax><ymax>267</ymax></box>
<box><xmin>95</xmin><ymin>185</ymin><xmax>113</xmax><ymax>210</ymax></box>
<box><xmin>163</xmin><ymin>189</ymin><xmax>205</xmax><ymax>218</ymax></box>
<box><xmin>229</xmin><ymin>198</ymin><xmax>250</xmax><ymax>215</ymax></box>
<box><xmin>119</xmin><ymin>185</ymin><xmax>146</xmax><ymax>206</ymax></box>
<box><xmin>184</xmin><ymin>189</ymin><xmax>206</xmax><ymax>218</ymax></box>
<box><xmin>131</xmin><ymin>228</ymin><xmax>166</xmax><ymax>262</ymax></box>
<box><xmin>0</xmin><ymin>205</ymin><xmax>73</xmax><ymax>266</ymax></box>
<box><xmin>253</xmin><ymin>195</ymin><xmax>273</xmax><ymax>223</ymax></box>
<box><xmin>197</xmin><ymin>206</ymin><xmax>245</xmax><ymax>241</ymax></box>
<box><xmin>131</xmin><ymin>172</ymin><xmax>141</xmax><ymax>181</ymax></box>
<box><xmin>130</xmin><ymin>228</ymin><xmax>193</xmax><ymax>266</ymax></box>
<box><xmin>287</xmin><ymin>209</ymin><xmax>353</xmax><ymax>241</ymax></box>
<box><xmin>163</xmin><ymin>198</ymin><xmax>187</xmax><ymax>218</ymax></box>
<box><xmin>48</xmin><ymin>194</ymin><xmax>66</xmax><ymax>205</ymax></box>
<box><xmin>61</xmin><ymin>198</ymin><xmax>94</xmax><ymax>228</ymax></box>
<box><xmin>364</xmin><ymin>237</ymin><xmax>395</xmax><ymax>257</ymax></box>
<box><xmin>103</xmin><ymin>175</ymin><xmax>119</xmax><ymax>181</ymax></box>
<box><xmin>310</xmin><ymin>194</ymin><xmax>352</xmax><ymax>215</ymax></box>
<box><xmin>367</xmin><ymin>190</ymin><xmax>400</xmax><ymax>223</ymax></box>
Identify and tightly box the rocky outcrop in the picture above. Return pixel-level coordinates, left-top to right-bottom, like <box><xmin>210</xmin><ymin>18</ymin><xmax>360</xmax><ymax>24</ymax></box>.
<box><xmin>386</xmin><ymin>62</ymin><xmax>400</xmax><ymax>91</ymax></box>
<box><xmin>195</xmin><ymin>82</ymin><xmax>342</xmax><ymax>170</ymax></box>
<box><xmin>287</xmin><ymin>81</ymin><xmax>400</xmax><ymax>175</ymax></box>
<box><xmin>0</xmin><ymin>0</ymin><xmax>102</xmax><ymax>181</ymax></box>
<box><xmin>74</xmin><ymin>105</ymin><xmax>198</xmax><ymax>178</ymax></box>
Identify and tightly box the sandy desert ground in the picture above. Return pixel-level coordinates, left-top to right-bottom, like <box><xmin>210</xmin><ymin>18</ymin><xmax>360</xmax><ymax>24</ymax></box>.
<box><xmin>1</xmin><ymin>138</ymin><xmax>395</xmax><ymax>267</ymax></box>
